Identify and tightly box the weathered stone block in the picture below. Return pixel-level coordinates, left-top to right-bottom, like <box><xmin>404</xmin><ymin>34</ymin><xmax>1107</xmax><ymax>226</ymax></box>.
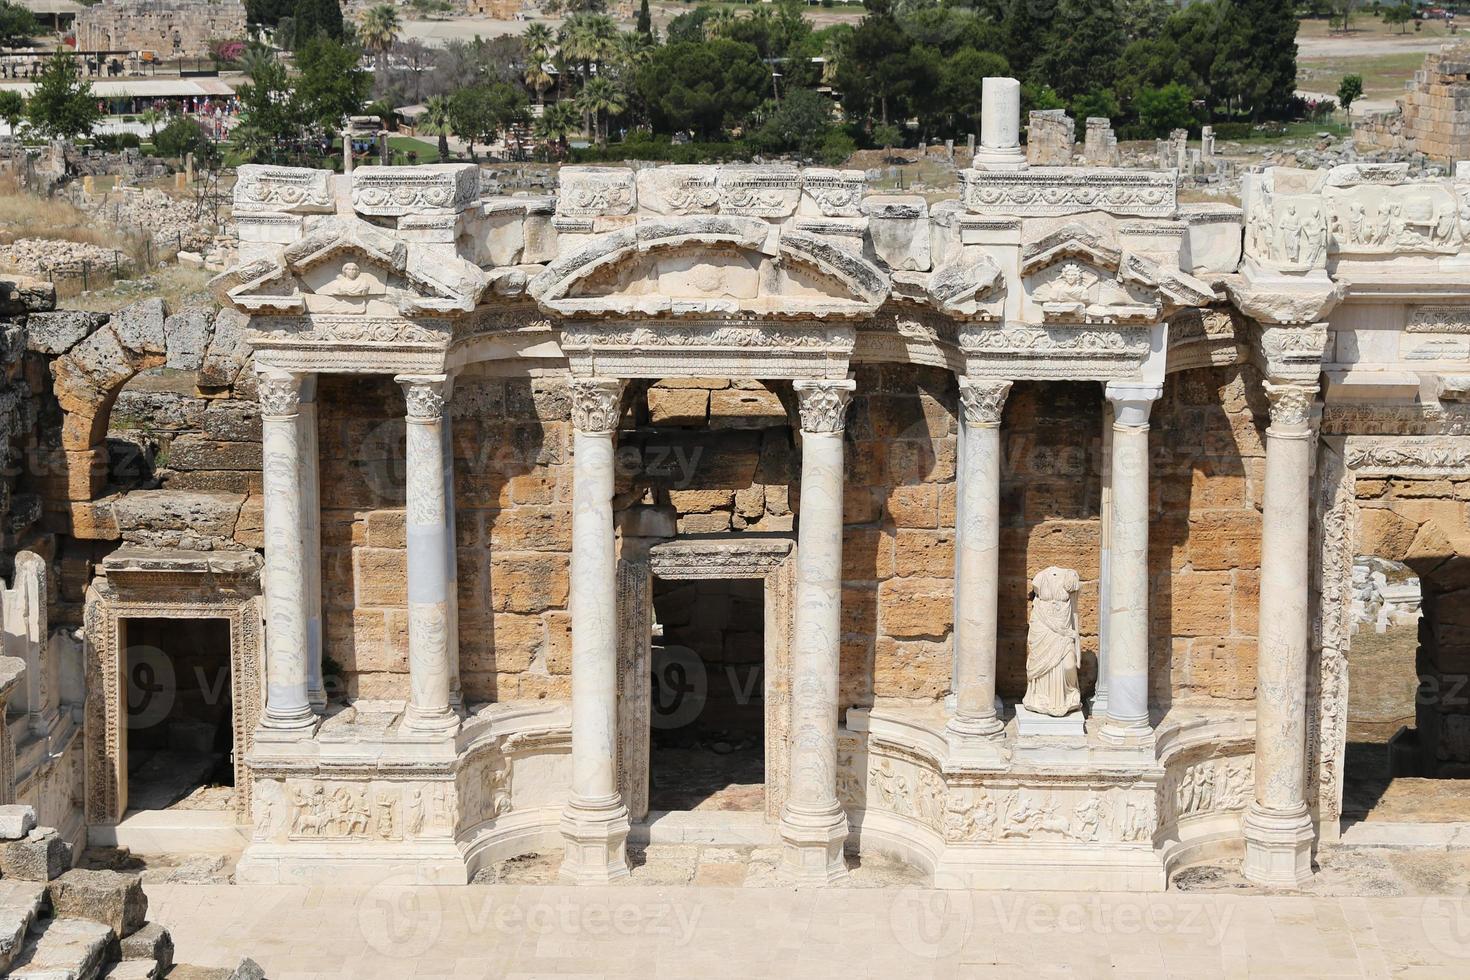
<box><xmin>1358</xmin><ymin>507</ymin><xmax>1419</xmax><ymax>561</ymax></box>
<box><xmin>647</xmin><ymin>387</ymin><xmax>709</xmax><ymax>426</ymax></box>
<box><xmin>878</xmin><ymin>577</ymin><xmax>952</xmax><ymax>639</ymax></box>
<box><xmin>25</xmin><ymin>311</ymin><xmax>107</xmax><ymax>355</ymax></box>
<box><xmin>48</xmin><ymin>869</ymin><xmax>148</xmax><ymax>938</ymax></box>
<box><xmin>162</xmin><ymin>307</ymin><xmax>213</xmax><ymax>372</ymax></box>
<box><xmin>709</xmin><ymin>388</ymin><xmax>787</xmax><ymax>428</ymax></box>
<box><xmin>489</xmin><ymin>554</ymin><xmax>568</xmax><ymax>613</ymax></box>
<box><xmin>0</xmin><ymin>828</ymin><xmax>71</xmax><ymax>881</ymax></box>
<box><xmin>354</xmin><ymin>548</ymin><xmax>407</xmax><ymax>606</ymax></box>
<box><xmin>164</xmin><ymin>435</ymin><xmax>262</xmax><ymax>471</ymax></box>
<box><xmin>0</xmin><ymin>804</ymin><xmax>36</xmax><ymax>840</ymax></box>
<box><xmin>119</xmin><ymin>921</ymin><xmax>173</xmax><ymax>974</ymax></box>
<box><xmin>874</xmin><ymin>636</ymin><xmax>950</xmax><ymax>700</ymax></box>
<box><xmin>113</xmin><ymin>491</ymin><xmax>244</xmax><ymax>541</ymax></box>
<box><xmin>6</xmin><ymin>916</ymin><xmax>111</xmax><ymax>978</ymax></box>
<box><xmin>111</xmin><ymin>298</ymin><xmax>168</xmax><ymax>357</ymax></box>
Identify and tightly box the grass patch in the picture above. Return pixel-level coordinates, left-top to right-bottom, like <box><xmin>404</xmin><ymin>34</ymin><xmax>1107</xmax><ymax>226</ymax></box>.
<box><xmin>1298</xmin><ymin>51</ymin><xmax>1430</xmax><ymax>103</ymax></box>
<box><xmin>58</xmin><ymin>265</ymin><xmax>214</xmax><ymax>314</ymax></box>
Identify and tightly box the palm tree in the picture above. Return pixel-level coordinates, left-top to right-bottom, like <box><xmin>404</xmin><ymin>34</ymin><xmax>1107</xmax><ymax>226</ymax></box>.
<box><xmin>360</xmin><ymin>5</ymin><xmax>401</xmax><ymax>73</ymax></box>
<box><xmin>533</xmin><ymin>100</ymin><xmax>578</xmax><ymax>160</ymax></box>
<box><xmin>575</xmin><ymin>76</ymin><xmax>624</xmax><ymax>148</ymax></box>
<box><xmin>140</xmin><ymin>107</ymin><xmax>162</xmax><ymax>142</ymax></box>
<box><xmin>238</xmin><ymin>42</ymin><xmax>277</xmax><ymax>83</ymax></box>
<box><xmin>420</xmin><ymin>94</ymin><xmax>453</xmax><ymax>162</ymax></box>
<box><xmin>522</xmin><ymin>22</ymin><xmax>555</xmax><ymax>105</ymax></box>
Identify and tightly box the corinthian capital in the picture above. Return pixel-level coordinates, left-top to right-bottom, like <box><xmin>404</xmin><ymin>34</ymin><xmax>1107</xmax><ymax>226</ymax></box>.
<box><xmin>256</xmin><ymin>368</ymin><xmax>304</xmax><ymax>417</ymax></box>
<box><xmin>396</xmin><ymin>374</ymin><xmax>452</xmax><ymax>422</ymax></box>
<box><xmin>1263</xmin><ymin>380</ymin><xmax>1319</xmax><ymax>430</ymax></box>
<box><xmin>793</xmin><ymin>378</ymin><xmax>856</xmax><ymax>433</ymax></box>
<box><xmin>570</xmin><ymin>378</ymin><xmax>626</xmax><ymax>434</ymax></box>
<box><xmin>958</xmin><ymin>379</ymin><xmax>1012</xmax><ymax>427</ymax></box>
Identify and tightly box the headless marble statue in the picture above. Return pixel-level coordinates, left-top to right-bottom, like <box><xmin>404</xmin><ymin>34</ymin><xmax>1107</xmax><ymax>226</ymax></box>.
<box><xmin>1022</xmin><ymin>566</ymin><xmax>1082</xmax><ymax>717</ymax></box>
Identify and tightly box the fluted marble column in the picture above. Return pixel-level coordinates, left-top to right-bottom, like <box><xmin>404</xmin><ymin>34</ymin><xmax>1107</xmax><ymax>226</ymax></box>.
<box><xmin>1243</xmin><ymin>381</ymin><xmax>1318</xmax><ymax>887</ymax></box>
<box><xmin>948</xmin><ymin>379</ymin><xmax>1010</xmax><ymax>751</ymax></box>
<box><xmin>443</xmin><ymin>411</ymin><xmax>463</xmax><ymax>712</ymax></box>
<box><xmin>396</xmin><ymin>374</ymin><xmax>459</xmax><ymax>737</ymax></box>
<box><xmin>560</xmin><ymin>377</ymin><xmax>631</xmax><ymax>884</ymax></box>
<box><xmin>257</xmin><ymin>368</ymin><xmax>317</xmax><ymax>733</ymax></box>
<box><xmin>1100</xmin><ymin>382</ymin><xmax>1161</xmax><ymax>744</ymax></box>
<box><xmin>779</xmin><ymin>377</ymin><xmax>855</xmax><ymax>885</ymax></box>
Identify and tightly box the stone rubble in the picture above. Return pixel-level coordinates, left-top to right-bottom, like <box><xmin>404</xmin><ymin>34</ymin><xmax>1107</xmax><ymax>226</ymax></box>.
<box><xmin>0</xmin><ymin>240</ymin><xmax>133</xmax><ymax>279</ymax></box>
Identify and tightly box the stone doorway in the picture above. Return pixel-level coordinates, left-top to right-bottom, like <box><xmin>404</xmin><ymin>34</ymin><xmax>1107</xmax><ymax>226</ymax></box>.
<box><xmin>648</xmin><ymin>577</ymin><xmax>766</xmax><ymax>812</ymax></box>
<box><xmin>122</xmin><ymin>617</ymin><xmax>237</xmax><ymax>814</ymax></box>
<box><xmin>617</xmin><ymin>537</ymin><xmax>794</xmax><ymax>823</ymax></box>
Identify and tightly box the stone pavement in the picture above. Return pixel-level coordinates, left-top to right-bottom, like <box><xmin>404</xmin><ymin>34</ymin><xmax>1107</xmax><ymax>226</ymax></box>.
<box><xmin>144</xmin><ymin>878</ymin><xmax>1470</xmax><ymax>979</ymax></box>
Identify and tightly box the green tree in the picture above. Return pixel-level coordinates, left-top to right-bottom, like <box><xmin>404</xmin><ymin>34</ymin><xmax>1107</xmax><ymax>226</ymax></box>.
<box><xmin>523</xmin><ymin>22</ymin><xmax>556</xmax><ymax>105</ymax></box>
<box><xmin>533</xmin><ymin>100</ymin><xmax>579</xmax><ymax>160</ymax></box>
<box><xmin>293</xmin><ymin>0</ymin><xmax>344</xmax><ymax>46</ymax></box>
<box><xmin>232</xmin><ymin>50</ymin><xmax>299</xmax><ymax>161</ymax></box>
<box><xmin>1384</xmin><ymin>3</ymin><xmax>1412</xmax><ymax>33</ymax></box>
<box><xmin>1212</xmin><ymin>0</ymin><xmax>1298</xmax><ymax>120</ymax></box>
<box><xmin>26</xmin><ymin>49</ymin><xmax>99</xmax><ymax>140</ymax></box>
<box><xmin>448</xmin><ymin>82</ymin><xmax>527</xmax><ymax>160</ymax></box>
<box><xmin>154</xmin><ymin>115</ymin><xmax>211</xmax><ymax>160</ymax></box>
<box><xmin>359</xmin><ymin>4</ymin><xmax>400</xmax><ymax>70</ymax></box>
<box><xmin>0</xmin><ymin>89</ymin><xmax>24</xmax><ymax>133</ymax></box>
<box><xmin>1134</xmin><ymin>82</ymin><xmax>1196</xmax><ymax>136</ymax></box>
<box><xmin>420</xmin><ymin>93</ymin><xmax>453</xmax><ymax>160</ymax></box>
<box><xmin>294</xmin><ymin>36</ymin><xmax>370</xmax><ymax>133</ymax></box>
<box><xmin>636</xmin><ymin>0</ymin><xmax>652</xmax><ymax>38</ymax></box>
<box><xmin>750</xmin><ymin>87</ymin><xmax>835</xmax><ymax>157</ymax></box>
<box><xmin>938</xmin><ymin>47</ymin><xmax>1009</xmax><ymax>138</ymax></box>
<box><xmin>140</xmin><ymin>107</ymin><xmax>162</xmax><ymax>141</ymax></box>
<box><xmin>0</xmin><ymin>0</ymin><xmax>38</xmax><ymax>47</ymax></box>
<box><xmin>637</xmin><ymin>39</ymin><xmax>769</xmax><ymax>140</ymax></box>
<box><xmin>574</xmin><ymin>75</ymin><xmax>624</xmax><ymax>147</ymax></box>
<box><xmin>1035</xmin><ymin>0</ymin><xmax>1125</xmax><ymax>100</ymax></box>
<box><xmin>1337</xmin><ymin>73</ymin><xmax>1364</xmax><ymax>113</ymax></box>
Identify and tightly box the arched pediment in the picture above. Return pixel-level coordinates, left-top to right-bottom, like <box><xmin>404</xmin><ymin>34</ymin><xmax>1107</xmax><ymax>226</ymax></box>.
<box><xmin>527</xmin><ymin>217</ymin><xmax>888</xmax><ymax>317</ymax></box>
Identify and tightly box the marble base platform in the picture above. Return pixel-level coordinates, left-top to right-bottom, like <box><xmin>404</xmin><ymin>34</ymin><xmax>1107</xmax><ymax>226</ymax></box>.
<box><xmin>1014</xmin><ymin>704</ymin><xmax>1086</xmax><ymax>737</ymax></box>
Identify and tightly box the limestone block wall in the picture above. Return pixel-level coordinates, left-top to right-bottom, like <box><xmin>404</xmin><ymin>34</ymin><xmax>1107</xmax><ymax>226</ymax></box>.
<box><xmin>318</xmin><ymin>372</ymin><xmax>575</xmax><ymax>704</ymax></box>
<box><xmin>1354</xmin><ymin>45</ymin><xmax>1470</xmax><ymax>163</ymax></box>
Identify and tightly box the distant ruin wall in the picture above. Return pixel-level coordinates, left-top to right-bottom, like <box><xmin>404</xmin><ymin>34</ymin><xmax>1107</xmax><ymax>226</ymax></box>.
<box><xmin>73</xmin><ymin>0</ymin><xmax>247</xmax><ymax>58</ymax></box>
<box><xmin>1355</xmin><ymin>43</ymin><xmax>1470</xmax><ymax>164</ymax></box>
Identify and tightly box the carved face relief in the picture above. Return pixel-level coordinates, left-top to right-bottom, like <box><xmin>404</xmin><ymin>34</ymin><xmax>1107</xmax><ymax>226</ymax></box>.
<box><xmin>300</xmin><ymin>255</ymin><xmax>396</xmax><ymax>315</ymax></box>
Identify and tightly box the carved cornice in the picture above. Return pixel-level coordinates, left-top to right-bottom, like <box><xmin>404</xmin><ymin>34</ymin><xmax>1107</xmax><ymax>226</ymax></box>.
<box><xmin>570</xmin><ymin>378</ymin><xmax>626</xmax><ymax>434</ymax></box>
<box><xmin>793</xmin><ymin>378</ymin><xmax>856</xmax><ymax>433</ymax></box>
<box><xmin>958</xmin><ymin>379</ymin><xmax>1012</xmax><ymax>426</ymax></box>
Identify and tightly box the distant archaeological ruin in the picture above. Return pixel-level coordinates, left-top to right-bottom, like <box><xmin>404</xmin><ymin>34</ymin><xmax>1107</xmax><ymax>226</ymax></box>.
<box><xmin>1</xmin><ymin>78</ymin><xmax>1468</xmax><ymax>891</ymax></box>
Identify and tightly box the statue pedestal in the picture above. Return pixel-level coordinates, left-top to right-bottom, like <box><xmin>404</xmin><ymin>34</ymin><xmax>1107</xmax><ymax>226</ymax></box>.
<box><xmin>1015</xmin><ymin>704</ymin><xmax>1085</xmax><ymax>738</ymax></box>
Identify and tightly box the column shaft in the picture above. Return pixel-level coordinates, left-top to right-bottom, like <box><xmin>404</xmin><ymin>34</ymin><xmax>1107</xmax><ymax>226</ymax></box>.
<box><xmin>1092</xmin><ymin>399</ymin><xmax>1113</xmax><ymax>716</ymax></box>
<box><xmin>1101</xmin><ymin>383</ymin><xmax>1160</xmax><ymax>743</ymax></box>
<box><xmin>1244</xmin><ymin>381</ymin><xmax>1318</xmax><ymax>886</ymax></box>
<box><xmin>300</xmin><ymin>396</ymin><xmax>325</xmax><ymax>712</ymax></box>
<box><xmin>779</xmin><ymin>378</ymin><xmax>854</xmax><ymax>885</ymax></box>
<box><xmin>949</xmin><ymin>379</ymin><xmax>1010</xmax><ymax>742</ymax></box>
<box><xmin>560</xmin><ymin>378</ymin><xmax>630</xmax><ymax>884</ymax></box>
<box><xmin>398</xmin><ymin>375</ymin><xmax>458</xmax><ymax>736</ymax></box>
<box><xmin>257</xmin><ymin>369</ymin><xmax>315</xmax><ymax>732</ymax></box>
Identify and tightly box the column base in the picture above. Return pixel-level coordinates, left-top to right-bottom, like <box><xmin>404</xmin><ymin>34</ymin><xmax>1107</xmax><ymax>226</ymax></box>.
<box><xmin>257</xmin><ymin>706</ymin><xmax>319</xmax><ymax>740</ymax></box>
<box><xmin>559</xmin><ymin>794</ymin><xmax>631</xmax><ymax>884</ymax></box>
<box><xmin>1097</xmin><ymin>716</ymin><xmax>1155</xmax><ymax>748</ymax></box>
<box><xmin>1242</xmin><ymin>803</ymin><xmax>1315</xmax><ymax>888</ymax></box>
<box><xmin>944</xmin><ymin>716</ymin><xmax>1009</xmax><ymax>769</ymax></box>
<box><xmin>401</xmin><ymin>705</ymin><xmax>461</xmax><ymax>738</ymax></box>
<box><xmin>777</xmin><ymin>801</ymin><xmax>851</xmax><ymax>886</ymax></box>
<box><xmin>971</xmin><ymin>148</ymin><xmax>1028</xmax><ymax>171</ymax></box>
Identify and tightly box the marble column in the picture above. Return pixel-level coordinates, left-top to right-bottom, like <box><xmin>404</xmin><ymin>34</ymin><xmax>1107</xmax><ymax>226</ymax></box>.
<box><xmin>948</xmin><ymin>379</ymin><xmax>1010</xmax><ymax>751</ymax></box>
<box><xmin>1092</xmin><ymin>398</ymin><xmax>1114</xmax><ymax>717</ymax></box>
<box><xmin>256</xmin><ymin>368</ymin><xmax>317</xmax><ymax>734</ymax></box>
<box><xmin>443</xmin><ymin>412</ymin><xmax>463</xmax><ymax>712</ymax></box>
<box><xmin>300</xmin><ymin>391</ymin><xmax>325</xmax><ymax>712</ymax></box>
<box><xmin>974</xmin><ymin>76</ymin><xmax>1027</xmax><ymax>170</ymax></box>
<box><xmin>779</xmin><ymin>377</ymin><xmax>855</xmax><ymax>885</ymax></box>
<box><xmin>396</xmin><ymin>374</ymin><xmax>459</xmax><ymax>737</ymax></box>
<box><xmin>560</xmin><ymin>377</ymin><xmax>631</xmax><ymax>884</ymax></box>
<box><xmin>1243</xmin><ymin>381</ymin><xmax>1319</xmax><ymax>887</ymax></box>
<box><xmin>1099</xmin><ymin>382</ymin><xmax>1160</xmax><ymax>744</ymax></box>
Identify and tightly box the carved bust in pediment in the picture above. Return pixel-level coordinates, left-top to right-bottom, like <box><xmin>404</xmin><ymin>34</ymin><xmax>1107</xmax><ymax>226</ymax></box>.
<box><xmin>301</xmin><ymin>255</ymin><xmax>398</xmax><ymax>316</ymax></box>
<box><xmin>1025</xmin><ymin>260</ymin><xmax>1155</xmax><ymax>323</ymax></box>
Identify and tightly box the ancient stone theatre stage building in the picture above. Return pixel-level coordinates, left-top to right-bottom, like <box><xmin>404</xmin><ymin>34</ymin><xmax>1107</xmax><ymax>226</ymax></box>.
<box><xmin>65</xmin><ymin>79</ymin><xmax>1468</xmax><ymax>891</ymax></box>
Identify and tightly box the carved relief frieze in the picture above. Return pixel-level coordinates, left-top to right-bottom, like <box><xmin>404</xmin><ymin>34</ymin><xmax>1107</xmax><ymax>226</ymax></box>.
<box><xmin>1343</xmin><ymin>436</ymin><xmax>1470</xmax><ymax>476</ymax></box>
<box><xmin>1166</xmin><ymin>756</ymin><xmax>1253</xmax><ymax>821</ymax></box>
<box><xmin>960</xmin><ymin>169</ymin><xmax>1177</xmax><ymax>218</ymax></box>
<box><xmin>718</xmin><ymin>166</ymin><xmax>801</xmax><ymax>217</ymax></box>
<box><xmin>1407</xmin><ymin>306</ymin><xmax>1470</xmax><ymax>334</ymax></box>
<box><xmin>556</xmin><ymin>166</ymin><xmax>638</xmax><ymax>217</ymax></box>
<box><xmin>234</xmin><ymin>165</ymin><xmax>333</xmax><ymax>213</ymax></box>
<box><xmin>1246</xmin><ymin>192</ymin><xmax>1329</xmax><ymax>271</ymax></box>
<box><xmin>352</xmin><ymin>166</ymin><xmax>480</xmax><ymax>217</ymax></box>
<box><xmin>251</xmin><ymin>777</ymin><xmax>456</xmax><ymax>843</ymax></box>
<box><xmin>940</xmin><ymin>782</ymin><xmax>1158</xmax><ymax>845</ymax></box>
<box><xmin>1326</xmin><ymin>183</ymin><xmax>1463</xmax><ymax>255</ymax></box>
<box><xmin>457</xmin><ymin>750</ymin><xmax>512</xmax><ymax>825</ymax></box>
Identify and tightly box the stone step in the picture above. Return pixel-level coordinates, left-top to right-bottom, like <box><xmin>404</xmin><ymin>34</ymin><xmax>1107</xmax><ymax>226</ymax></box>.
<box><xmin>6</xmin><ymin>916</ymin><xmax>114</xmax><ymax>980</ymax></box>
<box><xmin>118</xmin><ymin>921</ymin><xmax>173</xmax><ymax>975</ymax></box>
<box><xmin>0</xmin><ymin>880</ymin><xmax>48</xmax><ymax>974</ymax></box>
<box><xmin>101</xmin><ymin>961</ymin><xmax>159</xmax><ymax>980</ymax></box>
<box><xmin>165</xmin><ymin>959</ymin><xmax>266</xmax><ymax>980</ymax></box>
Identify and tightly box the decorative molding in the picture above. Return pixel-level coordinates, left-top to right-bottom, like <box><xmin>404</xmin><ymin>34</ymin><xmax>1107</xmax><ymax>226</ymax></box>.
<box><xmin>1343</xmin><ymin>436</ymin><xmax>1470</xmax><ymax>476</ymax></box>
<box><xmin>960</xmin><ymin>168</ymin><xmax>1177</xmax><ymax>218</ymax></box>
<box><xmin>1407</xmin><ymin>305</ymin><xmax>1470</xmax><ymax>334</ymax></box>
<box><xmin>256</xmin><ymin>369</ymin><xmax>303</xmax><ymax>416</ymax></box>
<box><xmin>648</xmin><ymin>538</ymin><xmax>794</xmax><ymax>580</ymax></box>
<box><xmin>397</xmin><ymin>374</ymin><xmax>451</xmax><ymax>421</ymax></box>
